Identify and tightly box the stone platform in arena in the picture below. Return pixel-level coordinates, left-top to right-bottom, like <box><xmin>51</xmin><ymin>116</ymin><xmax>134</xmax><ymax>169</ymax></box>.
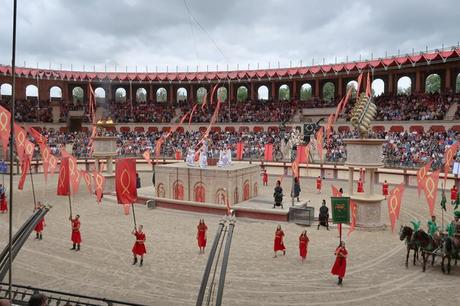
<box><xmin>154</xmin><ymin>162</ymin><xmax>260</xmax><ymax>206</ymax></box>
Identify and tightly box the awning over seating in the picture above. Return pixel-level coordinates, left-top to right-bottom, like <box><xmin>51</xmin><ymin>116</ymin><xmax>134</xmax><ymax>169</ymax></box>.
<box><xmin>389</xmin><ymin>126</ymin><xmax>404</xmax><ymax>133</ymax></box>
<box><xmin>338</xmin><ymin>126</ymin><xmax>349</xmax><ymax>133</ymax></box>
<box><xmin>134</xmin><ymin>126</ymin><xmax>145</xmax><ymax>132</ymax></box>
<box><xmin>239</xmin><ymin>126</ymin><xmax>249</xmax><ymax>133</ymax></box>
<box><xmin>372</xmin><ymin>126</ymin><xmax>385</xmax><ymax>133</ymax></box>
<box><xmin>409</xmin><ymin>125</ymin><xmax>424</xmax><ymax>134</ymax></box>
<box><xmin>120</xmin><ymin>126</ymin><xmax>131</xmax><ymax>132</ymax></box>
<box><xmin>224</xmin><ymin>126</ymin><xmax>235</xmax><ymax>133</ymax></box>
<box><xmin>430</xmin><ymin>125</ymin><xmax>446</xmax><ymax>133</ymax></box>
<box><xmin>253</xmin><ymin>126</ymin><xmax>264</xmax><ymax>132</ymax></box>
<box><xmin>147</xmin><ymin>127</ymin><xmax>158</xmax><ymax>133</ymax></box>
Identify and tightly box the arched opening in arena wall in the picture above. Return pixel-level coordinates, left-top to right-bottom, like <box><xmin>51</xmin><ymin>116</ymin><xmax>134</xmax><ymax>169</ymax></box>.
<box><xmin>0</xmin><ymin>83</ymin><xmax>12</xmax><ymax>97</ymax></box>
<box><xmin>177</xmin><ymin>87</ymin><xmax>187</xmax><ymax>103</ymax></box>
<box><xmin>299</xmin><ymin>83</ymin><xmax>312</xmax><ymax>101</ymax></box>
<box><xmin>236</xmin><ymin>86</ymin><xmax>248</xmax><ymax>102</ymax></box>
<box><xmin>397</xmin><ymin>76</ymin><xmax>412</xmax><ymax>95</ymax></box>
<box><xmin>279</xmin><ymin>84</ymin><xmax>290</xmax><ymax>101</ymax></box>
<box><xmin>217</xmin><ymin>87</ymin><xmax>227</xmax><ymax>102</ymax></box>
<box><xmin>196</xmin><ymin>87</ymin><xmax>207</xmax><ymax>104</ymax></box>
<box><xmin>72</xmin><ymin>86</ymin><xmax>84</xmax><ymax>104</ymax></box>
<box><xmin>425</xmin><ymin>73</ymin><xmax>441</xmax><ymax>94</ymax></box>
<box><xmin>322</xmin><ymin>82</ymin><xmax>335</xmax><ymax>101</ymax></box>
<box><xmin>156</xmin><ymin>87</ymin><xmax>167</xmax><ymax>103</ymax></box>
<box><xmin>457</xmin><ymin>73</ymin><xmax>460</xmax><ymax>93</ymax></box>
<box><xmin>136</xmin><ymin>88</ymin><xmax>147</xmax><ymax>103</ymax></box>
<box><xmin>115</xmin><ymin>88</ymin><xmax>127</xmax><ymax>103</ymax></box>
<box><xmin>94</xmin><ymin>87</ymin><xmax>106</xmax><ymax>103</ymax></box>
<box><xmin>372</xmin><ymin>79</ymin><xmax>385</xmax><ymax>96</ymax></box>
<box><xmin>346</xmin><ymin>80</ymin><xmax>358</xmax><ymax>98</ymax></box>
<box><xmin>258</xmin><ymin>85</ymin><xmax>268</xmax><ymax>101</ymax></box>
<box><xmin>26</xmin><ymin>84</ymin><xmax>39</xmax><ymax>98</ymax></box>
<box><xmin>49</xmin><ymin>86</ymin><xmax>62</xmax><ymax>100</ymax></box>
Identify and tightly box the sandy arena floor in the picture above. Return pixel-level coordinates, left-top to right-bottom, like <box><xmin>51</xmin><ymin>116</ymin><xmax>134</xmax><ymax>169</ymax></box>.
<box><xmin>0</xmin><ymin>171</ymin><xmax>459</xmax><ymax>305</ymax></box>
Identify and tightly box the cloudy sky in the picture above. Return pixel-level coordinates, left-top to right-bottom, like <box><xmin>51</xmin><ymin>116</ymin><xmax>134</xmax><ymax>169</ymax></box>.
<box><xmin>0</xmin><ymin>0</ymin><xmax>459</xmax><ymax>72</ymax></box>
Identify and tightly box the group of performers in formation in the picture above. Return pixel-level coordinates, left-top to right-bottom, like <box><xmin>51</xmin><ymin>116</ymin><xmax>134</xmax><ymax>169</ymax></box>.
<box><xmin>185</xmin><ymin>141</ymin><xmax>232</xmax><ymax>168</ymax></box>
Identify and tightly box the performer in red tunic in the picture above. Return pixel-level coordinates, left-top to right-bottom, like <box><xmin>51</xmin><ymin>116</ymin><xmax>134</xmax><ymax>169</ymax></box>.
<box><xmin>0</xmin><ymin>185</ymin><xmax>7</xmax><ymax>213</ymax></box>
<box><xmin>382</xmin><ymin>180</ymin><xmax>389</xmax><ymax>198</ymax></box>
<box><xmin>451</xmin><ymin>185</ymin><xmax>457</xmax><ymax>205</ymax></box>
<box><xmin>273</xmin><ymin>225</ymin><xmax>286</xmax><ymax>258</ymax></box>
<box><xmin>196</xmin><ymin>219</ymin><xmax>208</xmax><ymax>254</ymax></box>
<box><xmin>331</xmin><ymin>241</ymin><xmax>348</xmax><ymax>286</ymax></box>
<box><xmin>316</xmin><ymin>176</ymin><xmax>322</xmax><ymax>194</ymax></box>
<box><xmin>299</xmin><ymin>230</ymin><xmax>309</xmax><ymax>263</ymax></box>
<box><xmin>262</xmin><ymin>169</ymin><xmax>268</xmax><ymax>186</ymax></box>
<box><xmin>132</xmin><ymin>225</ymin><xmax>147</xmax><ymax>266</ymax></box>
<box><xmin>357</xmin><ymin>178</ymin><xmax>364</xmax><ymax>193</ymax></box>
<box><xmin>69</xmin><ymin>215</ymin><xmax>82</xmax><ymax>251</ymax></box>
<box><xmin>34</xmin><ymin>202</ymin><xmax>45</xmax><ymax>240</ymax></box>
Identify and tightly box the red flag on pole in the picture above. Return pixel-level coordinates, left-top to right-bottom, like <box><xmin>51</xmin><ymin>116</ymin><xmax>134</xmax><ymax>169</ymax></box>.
<box><xmin>189</xmin><ymin>104</ymin><xmax>198</xmax><ymax>125</ymax></box>
<box><xmin>24</xmin><ymin>140</ymin><xmax>35</xmax><ymax>163</ymax></box>
<box><xmin>93</xmin><ymin>170</ymin><xmax>105</xmax><ymax>203</ymax></box>
<box><xmin>201</xmin><ymin>92</ymin><xmax>208</xmax><ymax>111</ymax></box>
<box><xmin>18</xmin><ymin>155</ymin><xmax>31</xmax><ymax>190</ymax></box>
<box><xmin>115</xmin><ymin>158</ymin><xmax>138</xmax><ymax>204</ymax></box>
<box><xmin>443</xmin><ymin>142</ymin><xmax>459</xmax><ymax>186</ymax></box>
<box><xmin>39</xmin><ymin>144</ymin><xmax>51</xmax><ymax>182</ymax></box>
<box><xmin>28</xmin><ymin>127</ymin><xmax>46</xmax><ymax>145</ymax></box>
<box><xmin>57</xmin><ymin>157</ymin><xmax>71</xmax><ymax>196</ymax></box>
<box><xmin>331</xmin><ymin>185</ymin><xmax>342</xmax><ymax>197</ymax></box>
<box><xmin>68</xmin><ymin>155</ymin><xmax>81</xmax><ymax>194</ymax></box>
<box><xmin>325</xmin><ymin>114</ymin><xmax>334</xmax><ymax>146</ymax></box>
<box><xmin>0</xmin><ymin>105</ymin><xmax>11</xmax><ymax>157</ymax></box>
<box><xmin>416</xmin><ymin>160</ymin><xmax>433</xmax><ymax>197</ymax></box>
<box><xmin>81</xmin><ymin>170</ymin><xmax>93</xmax><ymax>194</ymax></box>
<box><xmin>14</xmin><ymin>124</ymin><xmax>27</xmax><ymax>163</ymax></box>
<box><xmin>264</xmin><ymin>144</ymin><xmax>273</xmax><ymax>161</ymax></box>
<box><xmin>48</xmin><ymin>154</ymin><xmax>58</xmax><ymax>177</ymax></box>
<box><xmin>347</xmin><ymin>200</ymin><xmax>358</xmax><ymax>237</ymax></box>
<box><xmin>365</xmin><ymin>72</ymin><xmax>372</xmax><ymax>98</ymax></box>
<box><xmin>315</xmin><ymin>127</ymin><xmax>323</xmax><ymax>161</ymax></box>
<box><xmin>296</xmin><ymin>145</ymin><xmax>307</xmax><ymax>163</ymax></box>
<box><xmin>154</xmin><ymin>137</ymin><xmax>164</xmax><ymax>158</ymax></box>
<box><xmin>236</xmin><ymin>142</ymin><xmax>243</xmax><ymax>160</ymax></box>
<box><xmin>355</xmin><ymin>72</ymin><xmax>364</xmax><ymax>99</ymax></box>
<box><xmin>387</xmin><ymin>182</ymin><xmax>405</xmax><ymax>232</ymax></box>
<box><xmin>291</xmin><ymin>159</ymin><xmax>299</xmax><ymax>179</ymax></box>
<box><xmin>142</xmin><ymin>150</ymin><xmax>152</xmax><ymax>165</ymax></box>
<box><xmin>422</xmin><ymin>169</ymin><xmax>440</xmax><ymax>217</ymax></box>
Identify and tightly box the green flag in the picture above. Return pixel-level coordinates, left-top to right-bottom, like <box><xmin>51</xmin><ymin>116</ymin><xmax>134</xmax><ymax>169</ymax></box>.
<box><xmin>440</xmin><ymin>190</ymin><xmax>447</xmax><ymax>211</ymax></box>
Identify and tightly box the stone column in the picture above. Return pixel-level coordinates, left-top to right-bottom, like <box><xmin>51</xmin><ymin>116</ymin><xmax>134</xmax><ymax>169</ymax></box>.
<box><xmin>348</xmin><ymin>167</ymin><xmax>354</xmax><ymax>195</ymax></box>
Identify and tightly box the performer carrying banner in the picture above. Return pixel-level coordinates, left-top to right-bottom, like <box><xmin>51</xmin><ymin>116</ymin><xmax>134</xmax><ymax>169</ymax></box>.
<box><xmin>273</xmin><ymin>225</ymin><xmax>286</xmax><ymax>258</ymax></box>
<box><xmin>196</xmin><ymin>219</ymin><xmax>208</xmax><ymax>254</ymax></box>
<box><xmin>132</xmin><ymin>225</ymin><xmax>147</xmax><ymax>266</ymax></box>
<box><xmin>331</xmin><ymin>241</ymin><xmax>348</xmax><ymax>286</ymax></box>
<box><xmin>34</xmin><ymin>202</ymin><xmax>45</xmax><ymax>240</ymax></box>
<box><xmin>69</xmin><ymin>215</ymin><xmax>82</xmax><ymax>251</ymax></box>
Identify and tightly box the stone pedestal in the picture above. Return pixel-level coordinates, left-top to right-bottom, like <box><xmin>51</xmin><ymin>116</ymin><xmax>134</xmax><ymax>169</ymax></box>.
<box><xmin>344</xmin><ymin>139</ymin><xmax>386</xmax><ymax>229</ymax></box>
<box><xmin>92</xmin><ymin>136</ymin><xmax>117</xmax><ymax>192</ymax></box>
<box><xmin>155</xmin><ymin>162</ymin><xmax>260</xmax><ymax>206</ymax></box>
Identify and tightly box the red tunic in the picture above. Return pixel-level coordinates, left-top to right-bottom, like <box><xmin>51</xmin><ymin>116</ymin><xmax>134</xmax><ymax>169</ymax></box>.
<box><xmin>132</xmin><ymin>231</ymin><xmax>147</xmax><ymax>255</ymax></box>
<box><xmin>299</xmin><ymin>234</ymin><xmax>309</xmax><ymax>259</ymax></box>
<box><xmin>34</xmin><ymin>217</ymin><xmax>45</xmax><ymax>233</ymax></box>
<box><xmin>71</xmin><ymin>219</ymin><xmax>82</xmax><ymax>244</ymax></box>
<box><xmin>316</xmin><ymin>178</ymin><xmax>322</xmax><ymax>190</ymax></box>
<box><xmin>357</xmin><ymin>181</ymin><xmax>364</xmax><ymax>193</ymax></box>
<box><xmin>331</xmin><ymin>246</ymin><xmax>348</xmax><ymax>278</ymax></box>
<box><xmin>274</xmin><ymin>229</ymin><xmax>286</xmax><ymax>252</ymax></box>
<box><xmin>262</xmin><ymin>173</ymin><xmax>268</xmax><ymax>184</ymax></box>
<box><xmin>0</xmin><ymin>196</ymin><xmax>7</xmax><ymax>213</ymax></box>
<box><xmin>451</xmin><ymin>187</ymin><xmax>457</xmax><ymax>201</ymax></box>
<box><xmin>197</xmin><ymin>224</ymin><xmax>208</xmax><ymax>248</ymax></box>
<box><xmin>382</xmin><ymin>183</ymin><xmax>389</xmax><ymax>196</ymax></box>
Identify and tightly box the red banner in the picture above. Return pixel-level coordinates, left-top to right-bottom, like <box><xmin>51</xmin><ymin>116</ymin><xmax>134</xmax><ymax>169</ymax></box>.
<box><xmin>347</xmin><ymin>200</ymin><xmax>358</xmax><ymax>237</ymax></box>
<box><xmin>57</xmin><ymin>157</ymin><xmax>71</xmax><ymax>196</ymax></box>
<box><xmin>416</xmin><ymin>160</ymin><xmax>432</xmax><ymax>197</ymax></box>
<box><xmin>296</xmin><ymin>145</ymin><xmax>307</xmax><ymax>163</ymax></box>
<box><xmin>39</xmin><ymin>144</ymin><xmax>51</xmax><ymax>182</ymax></box>
<box><xmin>142</xmin><ymin>150</ymin><xmax>152</xmax><ymax>165</ymax></box>
<box><xmin>24</xmin><ymin>140</ymin><xmax>35</xmax><ymax>162</ymax></box>
<box><xmin>154</xmin><ymin>137</ymin><xmax>164</xmax><ymax>158</ymax></box>
<box><xmin>315</xmin><ymin>127</ymin><xmax>323</xmax><ymax>161</ymax></box>
<box><xmin>387</xmin><ymin>182</ymin><xmax>405</xmax><ymax>232</ymax></box>
<box><xmin>444</xmin><ymin>142</ymin><xmax>459</xmax><ymax>185</ymax></box>
<box><xmin>422</xmin><ymin>169</ymin><xmax>440</xmax><ymax>217</ymax></box>
<box><xmin>264</xmin><ymin>143</ymin><xmax>273</xmax><ymax>161</ymax></box>
<box><xmin>93</xmin><ymin>171</ymin><xmax>105</xmax><ymax>203</ymax></box>
<box><xmin>291</xmin><ymin>159</ymin><xmax>299</xmax><ymax>178</ymax></box>
<box><xmin>14</xmin><ymin>124</ymin><xmax>27</xmax><ymax>163</ymax></box>
<box><xmin>201</xmin><ymin>92</ymin><xmax>208</xmax><ymax>111</ymax></box>
<box><xmin>115</xmin><ymin>158</ymin><xmax>138</xmax><ymax>204</ymax></box>
<box><xmin>28</xmin><ymin>127</ymin><xmax>46</xmax><ymax>145</ymax></box>
<box><xmin>325</xmin><ymin>113</ymin><xmax>334</xmax><ymax>146</ymax></box>
<box><xmin>175</xmin><ymin>150</ymin><xmax>182</xmax><ymax>160</ymax></box>
<box><xmin>365</xmin><ymin>71</ymin><xmax>372</xmax><ymax>97</ymax></box>
<box><xmin>68</xmin><ymin>155</ymin><xmax>81</xmax><ymax>194</ymax></box>
<box><xmin>236</xmin><ymin>142</ymin><xmax>243</xmax><ymax>160</ymax></box>
<box><xmin>0</xmin><ymin>106</ymin><xmax>11</xmax><ymax>157</ymax></box>
<box><xmin>81</xmin><ymin>170</ymin><xmax>93</xmax><ymax>194</ymax></box>
<box><xmin>18</xmin><ymin>155</ymin><xmax>30</xmax><ymax>190</ymax></box>
<box><xmin>48</xmin><ymin>154</ymin><xmax>58</xmax><ymax>177</ymax></box>
<box><xmin>355</xmin><ymin>72</ymin><xmax>364</xmax><ymax>99</ymax></box>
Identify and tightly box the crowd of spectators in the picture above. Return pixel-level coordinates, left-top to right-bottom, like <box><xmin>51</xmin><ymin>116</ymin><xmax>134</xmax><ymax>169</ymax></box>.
<box><xmin>25</xmin><ymin>128</ymin><xmax>459</xmax><ymax>170</ymax></box>
<box><xmin>0</xmin><ymin>99</ymin><xmax>53</xmax><ymax>122</ymax></box>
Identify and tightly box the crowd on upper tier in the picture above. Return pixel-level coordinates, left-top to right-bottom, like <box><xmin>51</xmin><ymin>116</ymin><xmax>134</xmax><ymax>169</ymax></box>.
<box><xmin>22</xmin><ymin>128</ymin><xmax>459</xmax><ymax>170</ymax></box>
<box><xmin>2</xmin><ymin>92</ymin><xmax>459</xmax><ymax>124</ymax></box>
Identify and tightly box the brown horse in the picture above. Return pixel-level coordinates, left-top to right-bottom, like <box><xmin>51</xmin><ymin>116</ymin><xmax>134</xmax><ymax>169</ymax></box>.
<box><xmin>440</xmin><ymin>236</ymin><xmax>459</xmax><ymax>274</ymax></box>
<box><xmin>412</xmin><ymin>230</ymin><xmax>440</xmax><ymax>272</ymax></box>
<box><xmin>399</xmin><ymin>225</ymin><xmax>419</xmax><ymax>267</ymax></box>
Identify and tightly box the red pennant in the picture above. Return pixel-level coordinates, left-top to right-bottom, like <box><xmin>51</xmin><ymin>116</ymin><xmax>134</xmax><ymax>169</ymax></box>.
<box><xmin>387</xmin><ymin>182</ymin><xmax>405</xmax><ymax>232</ymax></box>
<box><xmin>28</xmin><ymin>127</ymin><xmax>46</xmax><ymax>145</ymax></box>
<box><xmin>296</xmin><ymin>145</ymin><xmax>307</xmax><ymax>163</ymax></box>
<box><xmin>39</xmin><ymin>144</ymin><xmax>51</xmax><ymax>182</ymax></box>
<box><xmin>331</xmin><ymin>185</ymin><xmax>342</xmax><ymax>197</ymax></box>
<box><xmin>57</xmin><ymin>157</ymin><xmax>71</xmax><ymax>196</ymax></box>
<box><xmin>315</xmin><ymin>128</ymin><xmax>323</xmax><ymax>161</ymax></box>
<box><xmin>48</xmin><ymin>154</ymin><xmax>58</xmax><ymax>177</ymax></box>
<box><xmin>356</xmin><ymin>72</ymin><xmax>364</xmax><ymax>99</ymax></box>
<box><xmin>81</xmin><ymin>170</ymin><xmax>93</xmax><ymax>194</ymax></box>
<box><xmin>115</xmin><ymin>158</ymin><xmax>138</xmax><ymax>204</ymax></box>
<box><xmin>416</xmin><ymin>160</ymin><xmax>433</xmax><ymax>198</ymax></box>
<box><xmin>236</xmin><ymin>142</ymin><xmax>243</xmax><ymax>160</ymax></box>
<box><xmin>201</xmin><ymin>92</ymin><xmax>208</xmax><ymax>111</ymax></box>
<box><xmin>68</xmin><ymin>155</ymin><xmax>81</xmax><ymax>194</ymax></box>
<box><xmin>347</xmin><ymin>200</ymin><xmax>358</xmax><ymax>237</ymax></box>
<box><xmin>444</xmin><ymin>142</ymin><xmax>459</xmax><ymax>186</ymax></box>
<box><xmin>0</xmin><ymin>106</ymin><xmax>11</xmax><ymax>157</ymax></box>
<box><xmin>291</xmin><ymin>159</ymin><xmax>299</xmax><ymax>178</ymax></box>
<box><xmin>154</xmin><ymin>137</ymin><xmax>164</xmax><ymax>158</ymax></box>
<box><xmin>93</xmin><ymin>171</ymin><xmax>105</xmax><ymax>203</ymax></box>
<box><xmin>365</xmin><ymin>72</ymin><xmax>372</xmax><ymax>98</ymax></box>
<box><xmin>422</xmin><ymin>169</ymin><xmax>440</xmax><ymax>217</ymax></box>
<box><xmin>264</xmin><ymin>144</ymin><xmax>273</xmax><ymax>161</ymax></box>
<box><xmin>142</xmin><ymin>150</ymin><xmax>152</xmax><ymax>165</ymax></box>
<box><xmin>189</xmin><ymin>104</ymin><xmax>198</xmax><ymax>125</ymax></box>
<box><xmin>18</xmin><ymin>155</ymin><xmax>31</xmax><ymax>190</ymax></box>
<box><xmin>14</xmin><ymin>124</ymin><xmax>27</xmax><ymax>163</ymax></box>
<box><xmin>24</xmin><ymin>140</ymin><xmax>35</xmax><ymax>162</ymax></box>
<box><xmin>325</xmin><ymin>114</ymin><xmax>334</xmax><ymax>146</ymax></box>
